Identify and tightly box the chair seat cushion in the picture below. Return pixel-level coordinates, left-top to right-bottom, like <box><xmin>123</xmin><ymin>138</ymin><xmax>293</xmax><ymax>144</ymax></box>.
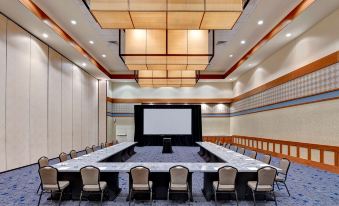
<box><xmin>247</xmin><ymin>181</ymin><xmax>273</xmax><ymax>191</ymax></box>
<box><xmin>213</xmin><ymin>181</ymin><xmax>235</xmax><ymax>191</ymax></box>
<box><xmin>43</xmin><ymin>181</ymin><xmax>69</xmax><ymax>191</ymax></box>
<box><xmin>133</xmin><ymin>181</ymin><xmax>153</xmax><ymax>191</ymax></box>
<box><xmin>170</xmin><ymin>183</ymin><xmax>188</xmax><ymax>191</ymax></box>
<box><xmin>83</xmin><ymin>181</ymin><xmax>107</xmax><ymax>192</ymax></box>
<box><xmin>275</xmin><ymin>175</ymin><xmax>285</xmax><ymax>182</ymax></box>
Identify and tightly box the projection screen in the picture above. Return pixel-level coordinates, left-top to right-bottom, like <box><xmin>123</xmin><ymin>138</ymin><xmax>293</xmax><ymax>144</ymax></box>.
<box><xmin>143</xmin><ymin>109</ymin><xmax>192</xmax><ymax>135</ymax></box>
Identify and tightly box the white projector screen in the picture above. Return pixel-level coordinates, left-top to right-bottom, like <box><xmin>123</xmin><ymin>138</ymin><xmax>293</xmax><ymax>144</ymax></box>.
<box><xmin>143</xmin><ymin>109</ymin><xmax>192</xmax><ymax>135</ymax></box>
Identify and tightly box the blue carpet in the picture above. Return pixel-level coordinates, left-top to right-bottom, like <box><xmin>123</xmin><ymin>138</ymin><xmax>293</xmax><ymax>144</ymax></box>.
<box><xmin>1</xmin><ymin>146</ymin><xmax>339</xmax><ymax>206</ymax></box>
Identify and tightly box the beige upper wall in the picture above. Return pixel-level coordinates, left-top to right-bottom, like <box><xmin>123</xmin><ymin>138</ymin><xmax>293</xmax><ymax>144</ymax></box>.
<box><xmin>233</xmin><ymin>8</ymin><xmax>339</xmax><ymax>97</ymax></box>
<box><xmin>108</xmin><ymin>81</ymin><xmax>233</xmax><ymax>99</ymax></box>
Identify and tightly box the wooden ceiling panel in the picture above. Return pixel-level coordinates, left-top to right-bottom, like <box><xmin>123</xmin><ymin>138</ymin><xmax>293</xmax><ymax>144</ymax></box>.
<box><xmin>187</xmin><ymin>64</ymin><xmax>208</xmax><ymax>70</ymax></box>
<box><xmin>167</xmin><ymin>0</ymin><xmax>205</xmax><ymax>11</ymax></box>
<box><xmin>167</xmin><ymin>12</ymin><xmax>204</xmax><ymax>29</ymax></box>
<box><xmin>127</xmin><ymin>64</ymin><xmax>147</xmax><ymax>70</ymax></box>
<box><xmin>129</xmin><ymin>0</ymin><xmax>167</xmax><ymax>11</ymax></box>
<box><xmin>200</xmin><ymin>11</ymin><xmax>241</xmax><ymax>29</ymax></box>
<box><xmin>92</xmin><ymin>11</ymin><xmax>133</xmax><ymax>28</ymax></box>
<box><xmin>205</xmin><ymin>0</ymin><xmax>243</xmax><ymax>11</ymax></box>
<box><xmin>90</xmin><ymin>0</ymin><xmax>128</xmax><ymax>11</ymax></box>
<box><xmin>130</xmin><ymin>12</ymin><xmax>166</xmax><ymax>29</ymax></box>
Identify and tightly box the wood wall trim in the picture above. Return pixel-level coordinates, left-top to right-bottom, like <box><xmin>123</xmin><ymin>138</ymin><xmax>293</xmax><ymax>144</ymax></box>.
<box><xmin>107</xmin><ymin>97</ymin><xmax>233</xmax><ymax>104</ymax></box>
<box><xmin>203</xmin><ymin>135</ymin><xmax>339</xmax><ymax>174</ymax></box>
<box><xmin>19</xmin><ymin>0</ymin><xmax>112</xmax><ymax>78</ymax></box>
<box><xmin>233</xmin><ymin>51</ymin><xmax>339</xmax><ymax>102</ymax></box>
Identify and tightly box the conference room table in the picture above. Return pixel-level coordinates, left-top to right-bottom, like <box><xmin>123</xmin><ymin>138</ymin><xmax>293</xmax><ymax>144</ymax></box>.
<box><xmin>196</xmin><ymin>142</ymin><xmax>282</xmax><ymax>200</ymax></box>
<box><xmin>52</xmin><ymin>142</ymin><xmax>281</xmax><ymax>201</ymax></box>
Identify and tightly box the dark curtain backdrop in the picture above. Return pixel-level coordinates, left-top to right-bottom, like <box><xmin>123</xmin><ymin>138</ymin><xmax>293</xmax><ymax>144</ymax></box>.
<box><xmin>134</xmin><ymin>105</ymin><xmax>202</xmax><ymax>146</ymax></box>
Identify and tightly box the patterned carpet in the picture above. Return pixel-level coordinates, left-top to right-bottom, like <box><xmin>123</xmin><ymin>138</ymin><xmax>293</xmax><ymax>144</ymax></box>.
<box><xmin>1</xmin><ymin>146</ymin><xmax>339</xmax><ymax>206</ymax></box>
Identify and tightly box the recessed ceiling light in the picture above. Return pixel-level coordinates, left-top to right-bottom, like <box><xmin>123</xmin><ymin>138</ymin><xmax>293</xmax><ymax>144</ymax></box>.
<box><xmin>70</xmin><ymin>20</ymin><xmax>77</xmax><ymax>25</ymax></box>
<box><xmin>229</xmin><ymin>78</ymin><xmax>233</xmax><ymax>81</ymax></box>
<box><xmin>229</xmin><ymin>54</ymin><xmax>233</xmax><ymax>58</ymax></box>
<box><xmin>102</xmin><ymin>54</ymin><xmax>107</xmax><ymax>58</ymax></box>
<box><xmin>285</xmin><ymin>33</ymin><xmax>292</xmax><ymax>37</ymax></box>
<box><xmin>82</xmin><ymin>63</ymin><xmax>87</xmax><ymax>67</ymax></box>
<box><xmin>89</xmin><ymin>40</ymin><xmax>94</xmax><ymax>44</ymax></box>
<box><xmin>42</xmin><ymin>33</ymin><xmax>48</xmax><ymax>38</ymax></box>
<box><xmin>248</xmin><ymin>63</ymin><xmax>252</xmax><ymax>67</ymax></box>
<box><xmin>240</xmin><ymin>40</ymin><xmax>246</xmax><ymax>44</ymax></box>
<box><xmin>257</xmin><ymin>20</ymin><xmax>264</xmax><ymax>25</ymax></box>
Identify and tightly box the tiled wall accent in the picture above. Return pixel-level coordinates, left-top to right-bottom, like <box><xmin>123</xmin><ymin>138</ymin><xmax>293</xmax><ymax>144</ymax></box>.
<box><xmin>231</xmin><ymin>63</ymin><xmax>339</xmax><ymax>113</ymax></box>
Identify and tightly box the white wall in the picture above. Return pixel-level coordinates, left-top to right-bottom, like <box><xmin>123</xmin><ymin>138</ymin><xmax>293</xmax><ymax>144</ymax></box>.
<box><xmin>108</xmin><ymin>81</ymin><xmax>233</xmax><ymax>99</ymax></box>
<box><xmin>233</xmin><ymin>9</ymin><xmax>339</xmax><ymax>97</ymax></box>
<box><xmin>0</xmin><ymin>15</ymin><xmax>102</xmax><ymax>171</ymax></box>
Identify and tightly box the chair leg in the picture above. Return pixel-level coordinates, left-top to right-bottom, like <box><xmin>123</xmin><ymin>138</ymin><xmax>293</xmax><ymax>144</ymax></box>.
<box><xmin>272</xmin><ymin>191</ymin><xmax>278</xmax><ymax>206</ymax></box>
<box><xmin>252</xmin><ymin>190</ymin><xmax>256</xmax><ymax>206</ymax></box>
<box><xmin>284</xmin><ymin>182</ymin><xmax>291</xmax><ymax>196</ymax></box>
<box><xmin>214</xmin><ymin>190</ymin><xmax>217</xmax><ymax>206</ymax></box>
<box><xmin>37</xmin><ymin>191</ymin><xmax>43</xmax><ymax>206</ymax></box>
<box><xmin>128</xmin><ymin>189</ymin><xmax>132</xmax><ymax>206</ymax></box>
<box><xmin>36</xmin><ymin>183</ymin><xmax>41</xmax><ymax>194</ymax></box>
<box><xmin>79</xmin><ymin>191</ymin><xmax>83</xmax><ymax>206</ymax></box>
<box><xmin>150</xmin><ymin>189</ymin><xmax>153</xmax><ymax>206</ymax></box>
<box><xmin>167</xmin><ymin>188</ymin><xmax>170</xmax><ymax>201</ymax></box>
<box><xmin>100</xmin><ymin>190</ymin><xmax>104</xmax><ymax>206</ymax></box>
<box><xmin>187</xmin><ymin>186</ymin><xmax>191</xmax><ymax>202</ymax></box>
<box><xmin>58</xmin><ymin>190</ymin><xmax>63</xmax><ymax>206</ymax></box>
<box><xmin>275</xmin><ymin>181</ymin><xmax>281</xmax><ymax>190</ymax></box>
<box><xmin>235</xmin><ymin>190</ymin><xmax>239</xmax><ymax>206</ymax></box>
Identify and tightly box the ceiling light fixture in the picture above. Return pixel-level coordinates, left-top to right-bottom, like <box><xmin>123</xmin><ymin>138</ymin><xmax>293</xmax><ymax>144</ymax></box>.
<box><xmin>102</xmin><ymin>54</ymin><xmax>107</xmax><ymax>58</ymax></box>
<box><xmin>42</xmin><ymin>33</ymin><xmax>48</xmax><ymax>38</ymax></box>
<box><xmin>285</xmin><ymin>33</ymin><xmax>292</xmax><ymax>37</ymax></box>
<box><xmin>89</xmin><ymin>40</ymin><xmax>94</xmax><ymax>44</ymax></box>
<box><xmin>257</xmin><ymin>20</ymin><xmax>264</xmax><ymax>25</ymax></box>
<box><xmin>240</xmin><ymin>40</ymin><xmax>246</xmax><ymax>44</ymax></box>
<box><xmin>229</xmin><ymin>54</ymin><xmax>233</xmax><ymax>58</ymax></box>
<box><xmin>82</xmin><ymin>63</ymin><xmax>87</xmax><ymax>67</ymax></box>
<box><xmin>70</xmin><ymin>20</ymin><xmax>77</xmax><ymax>25</ymax></box>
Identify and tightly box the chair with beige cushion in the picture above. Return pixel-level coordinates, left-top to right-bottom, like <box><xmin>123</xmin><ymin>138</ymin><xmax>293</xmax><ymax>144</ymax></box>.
<box><xmin>105</xmin><ymin>142</ymin><xmax>110</xmax><ymax>148</ymax></box>
<box><xmin>232</xmin><ymin>146</ymin><xmax>238</xmax><ymax>152</ymax></box>
<box><xmin>59</xmin><ymin>152</ymin><xmax>68</xmax><ymax>162</ymax></box>
<box><xmin>213</xmin><ymin>166</ymin><xmax>238</xmax><ymax>206</ymax></box>
<box><xmin>168</xmin><ymin>165</ymin><xmax>190</xmax><ymax>202</ymax></box>
<box><xmin>70</xmin><ymin>150</ymin><xmax>77</xmax><ymax>159</ymax></box>
<box><xmin>275</xmin><ymin>158</ymin><xmax>291</xmax><ymax>196</ymax></box>
<box><xmin>222</xmin><ymin>142</ymin><xmax>228</xmax><ymax>147</ymax></box>
<box><xmin>92</xmin><ymin>145</ymin><xmax>97</xmax><ymax>152</ymax></box>
<box><xmin>79</xmin><ymin>166</ymin><xmax>107</xmax><ymax>206</ymax></box>
<box><xmin>247</xmin><ymin>166</ymin><xmax>277</xmax><ymax>206</ymax></box>
<box><xmin>262</xmin><ymin>154</ymin><xmax>272</xmax><ymax>164</ymax></box>
<box><xmin>237</xmin><ymin>147</ymin><xmax>245</xmax><ymax>155</ymax></box>
<box><xmin>36</xmin><ymin>156</ymin><xmax>49</xmax><ymax>194</ymax></box>
<box><xmin>226</xmin><ymin>144</ymin><xmax>231</xmax><ymax>149</ymax></box>
<box><xmin>249</xmin><ymin>151</ymin><xmax>257</xmax><ymax>159</ymax></box>
<box><xmin>100</xmin><ymin>142</ymin><xmax>105</xmax><ymax>149</ymax></box>
<box><xmin>129</xmin><ymin>166</ymin><xmax>153</xmax><ymax>206</ymax></box>
<box><xmin>85</xmin><ymin>146</ymin><xmax>93</xmax><ymax>154</ymax></box>
<box><xmin>38</xmin><ymin>166</ymin><xmax>70</xmax><ymax>206</ymax></box>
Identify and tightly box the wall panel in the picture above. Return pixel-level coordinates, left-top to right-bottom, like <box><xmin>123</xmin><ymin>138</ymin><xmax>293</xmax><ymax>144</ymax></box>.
<box><xmin>98</xmin><ymin>80</ymin><xmax>107</xmax><ymax>144</ymax></box>
<box><xmin>72</xmin><ymin>65</ymin><xmax>82</xmax><ymax>150</ymax></box>
<box><xmin>88</xmin><ymin>77</ymin><xmax>98</xmax><ymax>146</ymax></box>
<box><xmin>48</xmin><ymin>48</ymin><xmax>62</xmax><ymax>157</ymax></box>
<box><xmin>29</xmin><ymin>36</ymin><xmax>48</xmax><ymax>163</ymax></box>
<box><xmin>0</xmin><ymin>14</ymin><xmax>6</xmax><ymax>171</ymax></box>
<box><xmin>5</xmin><ymin>21</ymin><xmax>31</xmax><ymax>169</ymax></box>
<box><xmin>81</xmin><ymin>72</ymin><xmax>89</xmax><ymax>148</ymax></box>
<box><xmin>61</xmin><ymin>57</ymin><xmax>73</xmax><ymax>152</ymax></box>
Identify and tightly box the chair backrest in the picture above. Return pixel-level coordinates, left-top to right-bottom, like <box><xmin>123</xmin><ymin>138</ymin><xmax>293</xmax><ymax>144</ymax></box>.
<box><xmin>92</xmin><ymin>145</ymin><xmax>96</xmax><ymax>151</ymax></box>
<box><xmin>218</xmin><ymin>166</ymin><xmax>237</xmax><ymax>186</ymax></box>
<box><xmin>262</xmin><ymin>154</ymin><xmax>271</xmax><ymax>164</ymax></box>
<box><xmin>237</xmin><ymin>147</ymin><xmax>245</xmax><ymax>155</ymax></box>
<box><xmin>222</xmin><ymin>142</ymin><xmax>227</xmax><ymax>147</ymax></box>
<box><xmin>59</xmin><ymin>152</ymin><xmax>68</xmax><ymax>162</ymax></box>
<box><xmin>226</xmin><ymin>144</ymin><xmax>231</xmax><ymax>149</ymax></box>
<box><xmin>279</xmin><ymin>158</ymin><xmax>291</xmax><ymax>175</ymax></box>
<box><xmin>39</xmin><ymin>166</ymin><xmax>58</xmax><ymax>187</ymax></box>
<box><xmin>130</xmin><ymin>166</ymin><xmax>150</xmax><ymax>186</ymax></box>
<box><xmin>70</xmin><ymin>150</ymin><xmax>77</xmax><ymax>159</ymax></box>
<box><xmin>105</xmin><ymin>142</ymin><xmax>110</xmax><ymax>148</ymax></box>
<box><xmin>80</xmin><ymin>166</ymin><xmax>100</xmax><ymax>186</ymax></box>
<box><xmin>233</xmin><ymin>146</ymin><xmax>238</xmax><ymax>152</ymax></box>
<box><xmin>85</xmin><ymin>146</ymin><xmax>93</xmax><ymax>154</ymax></box>
<box><xmin>257</xmin><ymin>166</ymin><xmax>277</xmax><ymax>189</ymax></box>
<box><xmin>38</xmin><ymin>156</ymin><xmax>49</xmax><ymax>168</ymax></box>
<box><xmin>249</xmin><ymin>151</ymin><xmax>257</xmax><ymax>159</ymax></box>
<box><xmin>101</xmin><ymin>142</ymin><xmax>105</xmax><ymax>149</ymax></box>
<box><xmin>169</xmin><ymin>165</ymin><xmax>189</xmax><ymax>185</ymax></box>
